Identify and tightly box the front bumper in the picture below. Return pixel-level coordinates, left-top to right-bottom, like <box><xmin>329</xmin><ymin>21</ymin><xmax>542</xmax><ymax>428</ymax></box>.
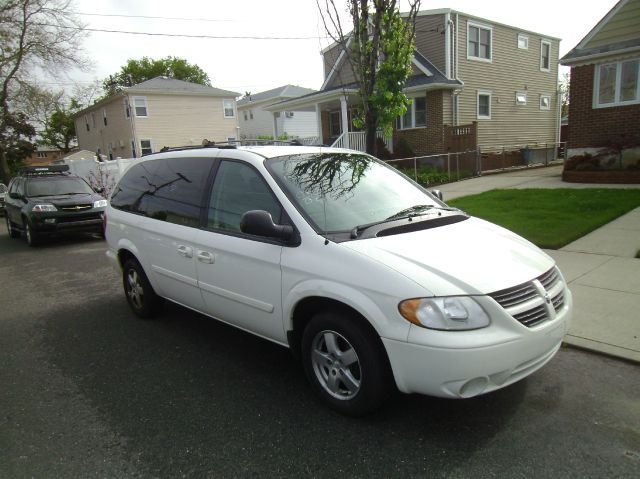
<box><xmin>382</xmin><ymin>288</ymin><xmax>573</xmax><ymax>398</ymax></box>
<box><xmin>30</xmin><ymin>211</ymin><xmax>104</xmax><ymax>234</ymax></box>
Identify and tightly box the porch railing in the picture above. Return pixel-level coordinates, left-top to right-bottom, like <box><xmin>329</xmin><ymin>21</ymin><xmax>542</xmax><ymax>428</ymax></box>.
<box><xmin>331</xmin><ymin>131</ymin><xmax>393</xmax><ymax>152</ymax></box>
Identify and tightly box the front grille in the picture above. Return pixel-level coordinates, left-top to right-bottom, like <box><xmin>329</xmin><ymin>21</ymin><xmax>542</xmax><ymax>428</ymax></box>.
<box><xmin>56</xmin><ymin>213</ymin><xmax>102</xmax><ymax>223</ymax></box>
<box><xmin>490</xmin><ymin>266</ymin><xmax>566</xmax><ymax>328</ymax></box>
<box><xmin>60</xmin><ymin>204</ymin><xmax>92</xmax><ymax>211</ymax></box>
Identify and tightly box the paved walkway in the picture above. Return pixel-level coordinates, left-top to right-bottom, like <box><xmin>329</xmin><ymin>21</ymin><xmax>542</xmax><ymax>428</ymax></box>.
<box><xmin>438</xmin><ymin>165</ymin><xmax>640</xmax><ymax>363</ymax></box>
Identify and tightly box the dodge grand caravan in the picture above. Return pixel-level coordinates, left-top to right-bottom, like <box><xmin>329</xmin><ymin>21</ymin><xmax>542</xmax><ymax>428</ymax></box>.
<box><xmin>106</xmin><ymin>144</ymin><xmax>572</xmax><ymax>415</ymax></box>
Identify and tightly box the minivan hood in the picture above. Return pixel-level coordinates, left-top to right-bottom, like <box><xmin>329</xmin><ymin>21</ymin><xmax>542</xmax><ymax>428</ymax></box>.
<box><xmin>341</xmin><ymin>217</ymin><xmax>554</xmax><ymax>296</ymax></box>
<box><xmin>34</xmin><ymin>193</ymin><xmax>101</xmax><ymax>207</ymax></box>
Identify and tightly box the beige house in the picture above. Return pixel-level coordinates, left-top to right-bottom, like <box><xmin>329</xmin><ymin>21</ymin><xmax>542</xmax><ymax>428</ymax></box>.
<box><xmin>271</xmin><ymin>8</ymin><xmax>561</xmax><ymax>155</ymax></box>
<box><xmin>75</xmin><ymin>77</ymin><xmax>240</xmax><ymax>159</ymax></box>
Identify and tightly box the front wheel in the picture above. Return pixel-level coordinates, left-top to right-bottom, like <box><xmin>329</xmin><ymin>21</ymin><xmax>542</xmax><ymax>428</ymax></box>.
<box><xmin>122</xmin><ymin>259</ymin><xmax>164</xmax><ymax>318</ymax></box>
<box><xmin>301</xmin><ymin>310</ymin><xmax>393</xmax><ymax>416</ymax></box>
<box><xmin>24</xmin><ymin>219</ymin><xmax>39</xmax><ymax>246</ymax></box>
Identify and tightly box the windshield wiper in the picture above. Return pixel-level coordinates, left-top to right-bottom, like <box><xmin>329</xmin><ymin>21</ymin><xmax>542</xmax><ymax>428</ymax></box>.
<box><xmin>350</xmin><ymin>205</ymin><xmax>462</xmax><ymax>239</ymax></box>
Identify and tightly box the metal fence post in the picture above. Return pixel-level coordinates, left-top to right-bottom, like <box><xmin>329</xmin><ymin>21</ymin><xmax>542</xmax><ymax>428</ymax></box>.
<box><xmin>447</xmin><ymin>153</ymin><xmax>451</xmax><ymax>180</ymax></box>
<box><xmin>413</xmin><ymin>157</ymin><xmax>417</xmax><ymax>181</ymax></box>
<box><xmin>456</xmin><ymin>152</ymin><xmax>460</xmax><ymax>181</ymax></box>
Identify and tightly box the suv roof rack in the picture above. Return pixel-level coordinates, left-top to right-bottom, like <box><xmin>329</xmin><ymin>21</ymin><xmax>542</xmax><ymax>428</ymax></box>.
<box><xmin>158</xmin><ymin>138</ymin><xmax>310</xmax><ymax>154</ymax></box>
<box><xmin>17</xmin><ymin>165</ymin><xmax>70</xmax><ymax>176</ymax></box>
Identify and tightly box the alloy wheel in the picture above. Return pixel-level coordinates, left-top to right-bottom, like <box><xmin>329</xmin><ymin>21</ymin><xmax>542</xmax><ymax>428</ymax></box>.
<box><xmin>311</xmin><ymin>330</ymin><xmax>362</xmax><ymax>400</ymax></box>
<box><xmin>126</xmin><ymin>269</ymin><xmax>144</xmax><ymax>309</ymax></box>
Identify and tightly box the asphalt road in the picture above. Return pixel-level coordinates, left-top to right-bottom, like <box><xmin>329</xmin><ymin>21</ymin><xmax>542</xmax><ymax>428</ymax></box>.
<box><xmin>1</xmin><ymin>224</ymin><xmax>639</xmax><ymax>479</ymax></box>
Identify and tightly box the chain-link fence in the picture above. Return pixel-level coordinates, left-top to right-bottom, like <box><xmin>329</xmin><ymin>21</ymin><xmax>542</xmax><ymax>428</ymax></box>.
<box><xmin>386</xmin><ymin>142</ymin><xmax>567</xmax><ymax>187</ymax></box>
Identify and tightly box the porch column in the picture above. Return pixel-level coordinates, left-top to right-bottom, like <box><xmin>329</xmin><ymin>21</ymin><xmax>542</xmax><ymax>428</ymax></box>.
<box><xmin>340</xmin><ymin>95</ymin><xmax>350</xmax><ymax>149</ymax></box>
<box><xmin>272</xmin><ymin>112</ymin><xmax>278</xmax><ymax>140</ymax></box>
<box><xmin>315</xmin><ymin>103</ymin><xmax>322</xmax><ymax>144</ymax></box>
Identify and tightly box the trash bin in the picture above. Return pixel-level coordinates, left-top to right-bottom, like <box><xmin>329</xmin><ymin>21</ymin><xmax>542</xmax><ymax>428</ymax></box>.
<box><xmin>520</xmin><ymin>147</ymin><xmax>533</xmax><ymax>165</ymax></box>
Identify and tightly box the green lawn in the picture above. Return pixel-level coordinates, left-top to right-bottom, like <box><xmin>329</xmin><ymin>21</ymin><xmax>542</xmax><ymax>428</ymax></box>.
<box><xmin>448</xmin><ymin>189</ymin><xmax>640</xmax><ymax>249</ymax></box>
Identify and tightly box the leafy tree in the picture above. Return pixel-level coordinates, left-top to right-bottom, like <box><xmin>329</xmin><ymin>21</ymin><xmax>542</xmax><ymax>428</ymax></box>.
<box><xmin>39</xmin><ymin>102</ymin><xmax>78</xmax><ymax>152</ymax></box>
<box><xmin>559</xmin><ymin>71</ymin><xmax>570</xmax><ymax>118</ymax></box>
<box><xmin>0</xmin><ymin>0</ymin><xmax>89</xmax><ymax>183</ymax></box>
<box><xmin>104</xmin><ymin>56</ymin><xmax>212</xmax><ymax>93</ymax></box>
<box><xmin>1</xmin><ymin>111</ymin><xmax>36</xmax><ymax>175</ymax></box>
<box><xmin>317</xmin><ymin>0</ymin><xmax>421</xmax><ymax>154</ymax></box>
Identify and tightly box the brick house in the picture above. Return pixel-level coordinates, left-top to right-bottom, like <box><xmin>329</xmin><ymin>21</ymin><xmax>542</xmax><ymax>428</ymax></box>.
<box><xmin>268</xmin><ymin>8</ymin><xmax>560</xmax><ymax>157</ymax></box>
<box><xmin>560</xmin><ymin>0</ymin><xmax>640</xmax><ymax>162</ymax></box>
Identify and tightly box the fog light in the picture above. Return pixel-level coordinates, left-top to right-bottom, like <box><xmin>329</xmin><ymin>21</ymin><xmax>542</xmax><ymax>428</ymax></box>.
<box><xmin>44</xmin><ymin>218</ymin><xmax>56</xmax><ymax>224</ymax></box>
<box><xmin>459</xmin><ymin>377</ymin><xmax>489</xmax><ymax>398</ymax></box>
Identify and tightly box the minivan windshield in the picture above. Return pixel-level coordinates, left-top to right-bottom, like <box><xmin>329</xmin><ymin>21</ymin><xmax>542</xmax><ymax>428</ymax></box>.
<box><xmin>267</xmin><ymin>153</ymin><xmax>442</xmax><ymax>233</ymax></box>
<box><xmin>26</xmin><ymin>178</ymin><xmax>94</xmax><ymax>197</ymax></box>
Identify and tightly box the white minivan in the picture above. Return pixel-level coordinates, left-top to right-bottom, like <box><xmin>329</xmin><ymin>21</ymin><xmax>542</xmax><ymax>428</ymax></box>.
<box><xmin>106</xmin><ymin>145</ymin><xmax>572</xmax><ymax>415</ymax></box>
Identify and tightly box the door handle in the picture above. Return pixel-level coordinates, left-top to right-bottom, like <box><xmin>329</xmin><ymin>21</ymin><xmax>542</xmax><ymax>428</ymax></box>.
<box><xmin>196</xmin><ymin>250</ymin><xmax>215</xmax><ymax>264</ymax></box>
<box><xmin>177</xmin><ymin>245</ymin><xmax>193</xmax><ymax>258</ymax></box>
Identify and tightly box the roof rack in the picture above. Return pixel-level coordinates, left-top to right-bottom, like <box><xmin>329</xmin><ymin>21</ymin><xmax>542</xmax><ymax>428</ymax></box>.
<box><xmin>17</xmin><ymin>165</ymin><xmax>70</xmax><ymax>176</ymax></box>
<box><xmin>158</xmin><ymin>138</ymin><xmax>307</xmax><ymax>153</ymax></box>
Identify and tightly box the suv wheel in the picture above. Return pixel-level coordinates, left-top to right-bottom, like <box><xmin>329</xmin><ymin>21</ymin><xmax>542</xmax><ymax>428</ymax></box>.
<box><xmin>301</xmin><ymin>310</ymin><xmax>392</xmax><ymax>416</ymax></box>
<box><xmin>122</xmin><ymin>259</ymin><xmax>164</xmax><ymax>318</ymax></box>
<box><xmin>23</xmin><ymin>219</ymin><xmax>39</xmax><ymax>246</ymax></box>
<box><xmin>6</xmin><ymin>216</ymin><xmax>20</xmax><ymax>238</ymax></box>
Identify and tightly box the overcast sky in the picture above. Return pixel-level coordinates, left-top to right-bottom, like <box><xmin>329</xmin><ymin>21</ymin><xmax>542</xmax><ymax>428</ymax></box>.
<box><xmin>55</xmin><ymin>0</ymin><xmax>619</xmax><ymax>96</ymax></box>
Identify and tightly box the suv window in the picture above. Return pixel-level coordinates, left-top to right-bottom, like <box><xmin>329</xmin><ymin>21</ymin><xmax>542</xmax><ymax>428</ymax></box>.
<box><xmin>207</xmin><ymin>160</ymin><xmax>282</xmax><ymax>233</ymax></box>
<box><xmin>111</xmin><ymin>157</ymin><xmax>214</xmax><ymax>227</ymax></box>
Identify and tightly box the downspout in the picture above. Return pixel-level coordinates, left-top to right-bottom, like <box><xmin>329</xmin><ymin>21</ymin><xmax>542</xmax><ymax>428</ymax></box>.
<box><xmin>455</xmin><ymin>13</ymin><xmax>460</xmax><ymax>125</ymax></box>
<box><xmin>126</xmin><ymin>93</ymin><xmax>138</xmax><ymax>158</ymax></box>
<box><xmin>444</xmin><ymin>12</ymin><xmax>451</xmax><ymax>79</ymax></box>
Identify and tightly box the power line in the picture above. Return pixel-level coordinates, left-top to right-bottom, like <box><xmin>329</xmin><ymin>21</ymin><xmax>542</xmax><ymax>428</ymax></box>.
<box><xmin>68</xmin><ymin>11</ymin><xmax>237</xmax><ymax>22</ymax></box>
<box><xmin>35</xmin><ymin>23</ymin><xmax>329</xmax><ymax>40</ymax></box>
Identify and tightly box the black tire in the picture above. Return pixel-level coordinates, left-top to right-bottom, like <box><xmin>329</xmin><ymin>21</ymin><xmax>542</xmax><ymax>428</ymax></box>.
<box><xmin>6</xmin><ymin>215</ymin><xmax>20</xmax><ymax>238</ymax></box>
<box><xmin>23</xmin><ymin>219</ymin><xmax>39</xmax><ymax>246</ymax></box>
<box><xmin>301</xmin><ymin>310</ymin><xmax>393</xmax><ymax>416</ymax></box>
<box><xmin>122</xmin><ymin>259</ymin><xmax>164</xmax><ymax>319</ymax></box>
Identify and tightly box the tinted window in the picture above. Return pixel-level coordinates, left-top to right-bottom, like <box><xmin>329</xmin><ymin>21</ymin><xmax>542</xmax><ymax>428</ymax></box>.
<box><xmin>207</xmin><ymin>160</ymin><xmax>282</xmax><ymax>233</ymax></box>
<box><xmin>111</xmin><ymin>157</ymin><xmax>213</xmax><ymax>227</ymax></box>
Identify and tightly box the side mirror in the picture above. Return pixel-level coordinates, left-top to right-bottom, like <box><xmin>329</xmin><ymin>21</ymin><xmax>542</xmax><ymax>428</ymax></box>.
<box><xmin>431</xmin><ymin>189</ymin><xmax>443</xmax><ymax>201</ymax></box>
<box><xmin>240</xmin><ymin>210</ymin><xmax>294</xmax><ymax>241</ymax></box>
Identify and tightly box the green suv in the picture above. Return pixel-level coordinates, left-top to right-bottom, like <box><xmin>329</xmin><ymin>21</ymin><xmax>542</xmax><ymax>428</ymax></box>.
<box><xmin>5</xmin><ymin>165</ymin><xmax>107</xmax><ymax>246</ymax></box>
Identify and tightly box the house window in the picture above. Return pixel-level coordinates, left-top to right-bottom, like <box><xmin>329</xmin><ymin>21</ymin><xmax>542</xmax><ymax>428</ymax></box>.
<box><xmin>134</xmin><ymin>97</ymin><xmax>148</xmax><ymax>117</ymax></box>
<box><xmin>37</xmin><ymin>152</ymin><xmax>48</xmax><ymax>158</ymax></box>
<box><xmin>243</xmin><ymin>111</ymin><xmax>248</xmax><ymax>121</ymax></box>
<box><xmin>84</xmin><ymin>115</ymin><xmax>90</xmax><ymax>131</ymax></box>
<box><xmin>468</xmin><ymin>22</ymin><xmax>492</xmax><ymax>61</ymax></box>
<box><xmin>249</xmin><ymin>110</ymin><xmax>254</xmax><ymax>120</ymax></box>
<box><xmin>595</xmin><ymin>59</ymin><xmax>640</xmax><ymax>107</ymax></box>
<box><xmin>227</xmin><ymin>137</ymin><xmax>236</xmax><ymax>142</ymax></box>
<box><xmin>518</xmin><ymin>34</ymin><xmax>529</xmax><ymax>50</ymax></box>
<box><xmin>329</xmin><ymin>111</ymin><xmax>341</xmax><ymax>136</ymax></box>
<box><xmin>223</xmin><ymin>99</ymin><xmax>235</xmax><ymax>118</ymax></box>
<box><xmin>540</xmin><ymin>95</ymin><xmax>551</xmax><ymax>110</ymax></box>
<box><xmin>91</xmin><ymin>112</ymin><xmax>96</xmax><ymax>129</ymax></box>
<box><xmin>131</xmin><ymin>140</ymin><xmax>136</xmax><ymax>158</ymax></box>
<box><xmin>397</xmin><ymin>96</ymin><xmax>427</xmax><ymax>129</ymax></box>
<box><xmin>477</xmin><ymin>91</ymin><xmax>491</xmax><ymax>119</ymax></box>
<box><xmin>124</xmin><ymin>100</ymin><xmax>130</xmax><ymax>118</ymax></box>
<box><xmin>515</xmin><ymin>92</ymin><xmax>527</xmax><ymax>105</ymax></box>
<box><xmin>540</xmin><ymin>40</ymin><xmax>551</xmax><ymax>72</ymax></box>
<box><xmin>103</xmin><ymin>108</ymin><xmax>108</xmax><ymax>126</ymax></box>
<box><xmin>140</xmin><ymin>139</ymin><xmax>153</xmax><ymax>156</ymax></box>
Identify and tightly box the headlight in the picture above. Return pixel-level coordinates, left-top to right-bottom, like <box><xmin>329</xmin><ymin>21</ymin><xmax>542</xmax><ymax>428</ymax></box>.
<box><xmin>398</xmin><ymin>297</ymin><xmax>490</xmax><ymax>331</ymax></box>
<box><xmin>32</xmin><ymin>204</ymin><xmax>57</xmax><ymax>212</ymax></box>
<box><xmin>93</xmin><ymin>199</ymin><xmax>108</xmax><ymax>208</ymax></box>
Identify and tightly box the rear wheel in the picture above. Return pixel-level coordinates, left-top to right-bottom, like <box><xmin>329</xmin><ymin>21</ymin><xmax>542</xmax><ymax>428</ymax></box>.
<box><xmin>6</xmin><ymin>215</ymin><xmax>20</xmax><ymax>238</ymax></box>
<box><xmin>301</xmin><ymin>310</ymin><xmax>393</xmax><ymax>416</ymax></box>
<box><xmin>122</xmin><ymin>259</ymin><xmax>164</xmax><ymax>318</ymax></box>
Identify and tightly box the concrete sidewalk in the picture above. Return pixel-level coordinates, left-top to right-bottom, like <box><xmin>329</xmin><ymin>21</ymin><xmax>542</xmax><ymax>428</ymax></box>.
<box><xmin>438</xmin><ymin>165</ymin><xmax>640</xmax><ymax>363</ymax></box>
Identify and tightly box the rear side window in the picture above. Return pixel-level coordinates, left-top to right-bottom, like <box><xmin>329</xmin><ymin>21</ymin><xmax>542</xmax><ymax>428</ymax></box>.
<box><xmin>111</xmin><ymin>157</ymin><xmax>214</xmax><ymax>227</ymax></box>
<box><xmin>207</xmin><ymin>160</ymin><xmax>283</xmax><ymax>233</ymax></box>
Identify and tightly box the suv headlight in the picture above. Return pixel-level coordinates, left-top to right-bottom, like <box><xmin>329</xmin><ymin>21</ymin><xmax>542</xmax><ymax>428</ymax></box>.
<box><xmin>399</xmin><ymin>297</ymin><xmax>490</xmax><ymax>331</ymax></box>
<box><xmin>93</xmin><ymin>199</ymin><xmax>107</xmax><ymax>208</ymax></box>
<box><xmin>32</xmin><ymin>203</ymin><xmax>57</xmax><ymax>212</ymax></box>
